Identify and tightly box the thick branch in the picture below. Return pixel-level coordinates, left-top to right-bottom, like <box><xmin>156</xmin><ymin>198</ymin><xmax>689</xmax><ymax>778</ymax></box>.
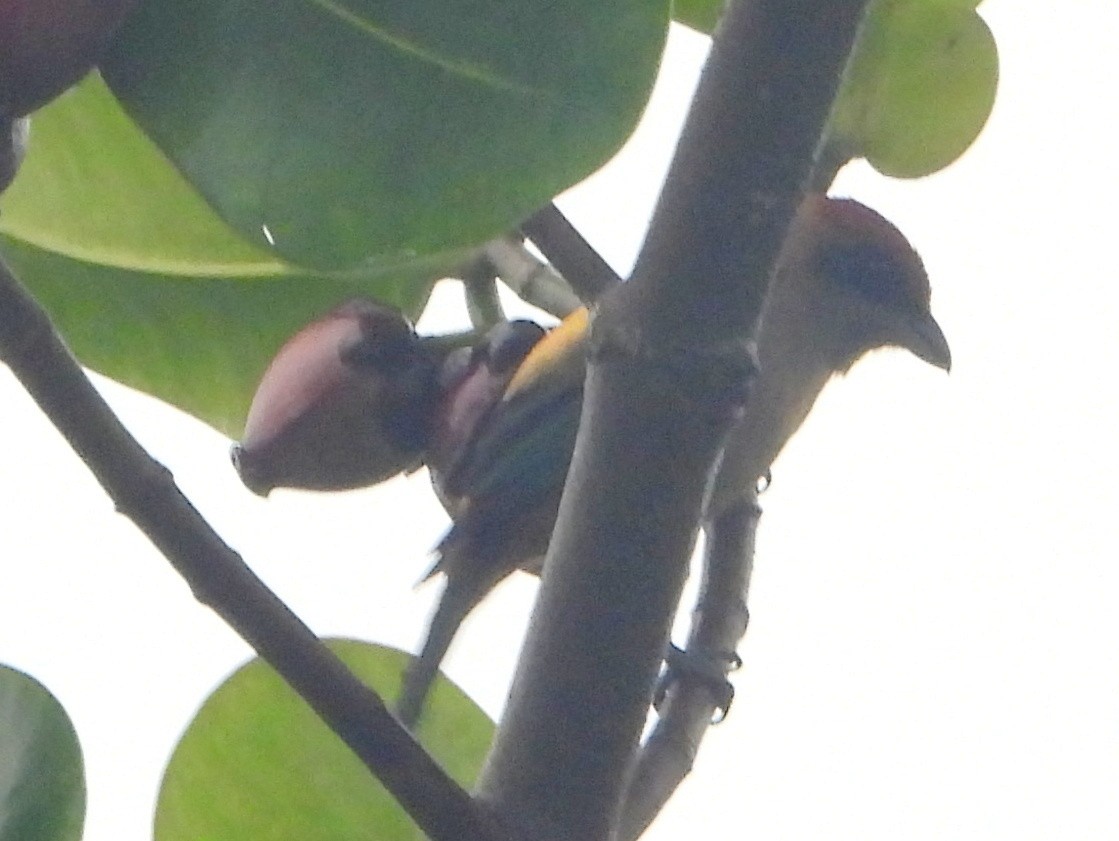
<box><xmin>478</xmin><ymin>2</ymin><xmax>870</xmax><ymax>839</ymax></box>
<box><xmin>618</xmin><ymin>496</ymin><xmax>760</xmax><ymax>841</ymax></box>
<box><xmin>0</xmin><ymin>256</ymin><xmax>507</xmax><ymax>841</ymax></box>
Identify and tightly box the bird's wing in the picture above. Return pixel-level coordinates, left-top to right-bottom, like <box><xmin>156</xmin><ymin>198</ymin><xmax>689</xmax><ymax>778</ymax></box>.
<box><xmin>447</xmin><ymin>378</ymin><xmax>583</xmax><ymax>504</ymax></box>
<box><xmin>440</xmin><ymin>307</ymin><xmax>589</xmax><ymax>502</ymax></box>
<box><xmin>502</xmin><ymin>306</ymin><xmax>589</xmax><ymax>401</ymax></box>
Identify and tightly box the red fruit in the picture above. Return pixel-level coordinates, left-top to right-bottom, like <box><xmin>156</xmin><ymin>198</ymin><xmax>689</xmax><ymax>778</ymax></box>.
<box><xmin>232</xmin><ymin>300</ymin><xmax>440</xmax><ymax>496</ymax></box>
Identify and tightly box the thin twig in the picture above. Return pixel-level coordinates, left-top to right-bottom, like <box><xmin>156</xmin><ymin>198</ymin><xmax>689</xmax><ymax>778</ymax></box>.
<box><xmin>521</xmin><ymin>202</ymin><xmax>622</xmax><ymax>302</ymax></box>
<box><xmin>483</xmin><ymin>236</ymin><xmax>583</xmax><ymax>318</ymax></box>
<box><xmin>461</xmin><ymin>255</ymin><xmax>507</xmax><ymax>330</ymax></box>
<box><xmin>618</xmin><ymin>495</ymin><xmax>760</xmax><ymax>841</ymax></box>
<box><xmin>0</xmin><ymin>255</ymin><xmax>508</xmax><ymax>841</ymax></box>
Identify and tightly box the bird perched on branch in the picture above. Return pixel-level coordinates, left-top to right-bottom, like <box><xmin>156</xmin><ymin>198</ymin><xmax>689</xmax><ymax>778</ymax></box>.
<box><xmin>231</xmin><ymin>195</ymin><xmax>951</xmax><ymax>727</ymax></box>
<box><xmin>399</xmin><ymin>195</ymin><xmax>950</xmax><ymax>724</ymax></box>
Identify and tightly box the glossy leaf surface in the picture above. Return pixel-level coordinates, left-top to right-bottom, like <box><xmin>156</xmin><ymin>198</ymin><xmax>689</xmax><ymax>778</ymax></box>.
<box><xmin>832</xmin><ymin>0</ymin><xmax>999</xmax><ymax>177</ymax></box>
<box><xmin>0</xmin><ymin>77</ymin><xmax>435</xmax><ymax>436</ymax></box>
<box><xmin>672</xmin><ymin>0</ymin><xmax>722</xmax><ymax>33</ymax></box>
<box><xmin>100</xmin><ymin>0</ymin><xmax>668</xmax><ymax>269</ymax></box>
<box><xmin>0</xmin><ymin>666</ymin><xmax>85</xmax><ymax>841</ymax></box>
<box><xmin>155</xmin><ymin>639</ymin><xmax>493</xmax><ymax>841</ymax></box>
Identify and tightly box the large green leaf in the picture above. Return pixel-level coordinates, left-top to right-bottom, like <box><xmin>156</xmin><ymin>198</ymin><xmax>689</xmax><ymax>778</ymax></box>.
<box><xmin>100</xmin><ymin>0</ymin><xmax>668</xmax><ymax>270</ymax></box>
<box><xmin>830</xmin><ymin>0</ymin><xmax>998</xmax><ymax>178</ymax></box>
<box><xmin>0</xmin><ymin>666</ymin><xmax>85</xmax><ymax>841</ymax></box>
<box><xmin>0</xmin><ymin>76</ymin><xmax>437</xmax><ymax>437</ymax></box>
<box><xmin>155</xmin><ymin>639</ymin><xmax>494</xmax><ymax>841</ymax></box>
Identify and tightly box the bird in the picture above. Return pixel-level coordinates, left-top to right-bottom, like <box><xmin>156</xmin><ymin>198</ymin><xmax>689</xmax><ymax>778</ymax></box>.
<box><xmin>231</xmin><ymin>301</ymin><xmax>558</xmax><ymax>723</ymax></box>
<box><xmin>399</xmin><ymin>194</ymin><xmax>951</xmax><ymax>725</ymax></box>
<box><xmin>230</xmin><ymin>195</ymin><xmax>951</xmax><ymax>728</ymax></box>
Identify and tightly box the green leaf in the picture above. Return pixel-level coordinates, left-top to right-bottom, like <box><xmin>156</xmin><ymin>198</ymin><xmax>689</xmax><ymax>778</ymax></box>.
<box><xmin>155</xmin><ymin>639</ymin><xmax>494</xmax><ymax>841</ymax></box>
<box><xmin>831</xmin><ymin>0</ymin><xmax>999</xmax><ymax>178</ymax></box>
<box><xmin>673</xmin><ymin>0</ymin><xmax>722</xmax><ymax>33</ymax></box>
<box><xmin>0</xmin><ymin>666</ymin><xmax>85</xmax><ymax>841</ymax></box>
<box><xmin>0</xmin><ymin>76</ymin><xmax>437</xmax><ymax>437</ymax></box>
<box><xmin>674</xmin><ymin>1</ymin><xmax>996</xmax><ymax>179</ymax></box>
<box><xmin>100</xmin><ymin>0</ymin><xmax>668</xmax><ymax>270</ymax></box>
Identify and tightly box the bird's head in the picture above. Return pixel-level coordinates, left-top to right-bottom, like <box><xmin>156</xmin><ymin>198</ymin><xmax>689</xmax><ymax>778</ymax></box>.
<box><xmin>231</xmin><ymin>299</ymin><xmax>440</xmax><ymax>496</ymax></box>
<box><xmin>779</xmin><ymin>195</ymin><xmax>952</xmax><ymax>374</ymax></box>
<box><xmin>429</xmin><ymin>318</ymin><xmax>546</xmax><ymax>506</ymax></box>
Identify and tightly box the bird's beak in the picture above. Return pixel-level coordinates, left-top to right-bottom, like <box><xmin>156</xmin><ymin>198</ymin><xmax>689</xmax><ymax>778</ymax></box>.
<box><xmin>901</xmin><ymin>311</ymin><xmax>952</xmax><ymax>372</ymax></box>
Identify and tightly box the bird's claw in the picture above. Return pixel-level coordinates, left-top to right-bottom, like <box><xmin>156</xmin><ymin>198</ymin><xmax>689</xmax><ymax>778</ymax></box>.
<box><xmin>653</xmin><ymin>643</ymin><xmax>743</xmax><ymax>724</ymax></box>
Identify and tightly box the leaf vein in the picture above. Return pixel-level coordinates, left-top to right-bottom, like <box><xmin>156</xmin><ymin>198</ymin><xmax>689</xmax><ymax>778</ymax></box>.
<box><xmin>306</xmin><ymin>0</ymin><xmax>547</xmax><ymax>99</ymax></box>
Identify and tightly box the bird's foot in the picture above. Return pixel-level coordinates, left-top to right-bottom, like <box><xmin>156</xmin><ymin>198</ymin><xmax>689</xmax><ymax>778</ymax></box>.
<box><xmin>653</xmin><ymin>643</ymin><xmax>742</xmax><ymax>723</ymax></box>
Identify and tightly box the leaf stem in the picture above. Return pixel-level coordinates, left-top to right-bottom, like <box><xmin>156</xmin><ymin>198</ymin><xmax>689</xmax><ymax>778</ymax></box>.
<box><xmin>483</xmin><ymin>236</ymin><xmax>583</xmax><ymax>317</ymax></box>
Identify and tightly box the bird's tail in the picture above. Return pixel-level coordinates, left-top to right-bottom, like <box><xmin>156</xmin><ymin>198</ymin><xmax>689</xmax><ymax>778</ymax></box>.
<box><xmin>396</xmin><ymin>530</ymin><xmax>516</xmax><ymax>728</ymax></box>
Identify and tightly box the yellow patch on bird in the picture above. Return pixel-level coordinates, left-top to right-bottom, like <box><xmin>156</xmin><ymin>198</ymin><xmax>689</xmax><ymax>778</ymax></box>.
<box><xmin>503</xmin><ymin>307</ymin><xmax>590</xmax><ymax>400</ymax></box>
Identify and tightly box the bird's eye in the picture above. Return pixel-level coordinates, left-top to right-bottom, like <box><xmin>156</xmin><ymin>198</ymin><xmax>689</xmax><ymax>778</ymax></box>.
<box><xmin>819</xmin><ymin>242</ymin><xmax>907</xmax><ymax>307</ymax></box>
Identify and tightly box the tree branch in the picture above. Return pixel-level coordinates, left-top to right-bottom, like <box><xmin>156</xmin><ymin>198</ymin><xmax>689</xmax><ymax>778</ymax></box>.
<box><xmin>461</xmin><ymin>255</ymin><xmax>507</xmax><ymax>330</ymax></box>
<box><xmin>521</xmin><ymin>202</ymin><xmax>622</xmax><ymax>302</ymax></box>
<box><xmin>618</xmin><ymin>496</ymin><xmax>760</xmax><ymax>841</ymax></box>
<box><xmin>483</xmin><ymin>236</ymin><xmax>584</xmax><ymax>317</ymax></box>
<box><xmin>0</xmin><ymin>255</ymin><xmax>508</xmax><ymax>841</ymax></box>
<box><xmin>477</xmin><ymin>2</ymin><xmax>871</xmax><ymax>839</ymax></box>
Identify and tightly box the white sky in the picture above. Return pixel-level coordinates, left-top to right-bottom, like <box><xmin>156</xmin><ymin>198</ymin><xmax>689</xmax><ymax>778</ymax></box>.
<box><xmin>2</xmin><ymin>1</ymin><xmax>1118</xmax><ymax>838</ymax></box>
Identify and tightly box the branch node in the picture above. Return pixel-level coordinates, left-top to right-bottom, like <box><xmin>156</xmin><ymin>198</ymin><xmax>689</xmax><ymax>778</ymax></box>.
<box><xmin>587</xmin><ymin>313</ymin><xmax>759</xmax><ymax>418</ymax></box>
<box><xmin>112</xmin><ymin>458</ymin><xmax>176</xmax><ymax>518</ymax></box>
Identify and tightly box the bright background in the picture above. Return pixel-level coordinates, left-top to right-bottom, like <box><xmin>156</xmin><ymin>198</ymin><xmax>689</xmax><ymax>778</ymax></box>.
<box><xmin>2</xmin><ymin>1</ymin><xmax>1117</xmax><ymax>838</ymax></box>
